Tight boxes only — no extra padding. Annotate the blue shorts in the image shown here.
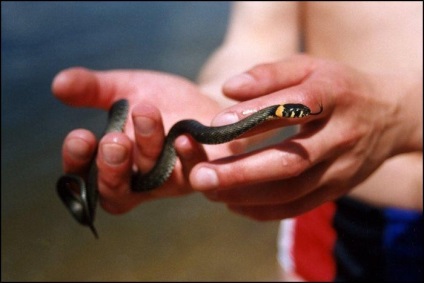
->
[278,197,423,281]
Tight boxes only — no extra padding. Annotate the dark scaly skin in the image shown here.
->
[56,100,129,238]
[132,104,280,190]
[56,99,322,238]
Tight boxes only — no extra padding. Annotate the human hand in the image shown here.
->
[52,67,225,214]
[190,54,421,220]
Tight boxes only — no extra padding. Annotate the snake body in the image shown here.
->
[57,99,322,238]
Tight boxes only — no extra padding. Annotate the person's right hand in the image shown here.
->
[190,55,422,220]
[52,67,227,214]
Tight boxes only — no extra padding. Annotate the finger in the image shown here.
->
[203,160,331,206]
[135,135,208,199]
[222,54,316,100]
[51,67,129,109]
[61,129,97,176]
[144,135,209,198]
[175,134,208,178]
[227,184,337,221]
[131,102,165,173]
[121,134,208,201]
[96,132,138,214]
[211,81,329,134]
[190,120,342,192]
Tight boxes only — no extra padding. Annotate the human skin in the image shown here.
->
[53,2,422,217]
[191,2,423,217]
[192,55,422,220]
[53,69,225,213]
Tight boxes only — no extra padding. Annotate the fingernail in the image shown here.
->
[134,116,155,137]
[212,112,239,126]
[194,167,219,190]
[66,138,91,161]
[52,72,70,88]
[224,73,255,90]
[101,143,128,165]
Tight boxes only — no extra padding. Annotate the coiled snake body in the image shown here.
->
[57,99,322,238]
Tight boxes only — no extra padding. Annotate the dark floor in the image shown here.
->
[1,2,283,281]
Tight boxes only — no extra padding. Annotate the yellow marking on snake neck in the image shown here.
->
[275,105,285,118]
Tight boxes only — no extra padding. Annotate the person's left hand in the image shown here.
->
[52,67,226,214]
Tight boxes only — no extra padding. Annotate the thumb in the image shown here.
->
[222,54,317,101]
[52,67,120,110]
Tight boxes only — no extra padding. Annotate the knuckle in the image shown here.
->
[333,129,361,153]
[276,150,309,178]
[248,63,276,81]
[219,164,253,188]
[137,139,163,159]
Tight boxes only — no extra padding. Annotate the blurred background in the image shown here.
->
[2,2,282,281]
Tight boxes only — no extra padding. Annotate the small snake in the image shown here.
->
[56,99,322,238]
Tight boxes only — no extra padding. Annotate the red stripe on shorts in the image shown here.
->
[293,202,337,281]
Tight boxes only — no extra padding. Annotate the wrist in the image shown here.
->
[389,71,423,155]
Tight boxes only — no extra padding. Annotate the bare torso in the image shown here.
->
[304,2,422,72]
[303,2,422,209]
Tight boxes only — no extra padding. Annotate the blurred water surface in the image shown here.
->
[1,2,281,281]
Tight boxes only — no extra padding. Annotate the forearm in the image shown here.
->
[386,70,423,155]
[398,72,423,153]
[196,1,300,108]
